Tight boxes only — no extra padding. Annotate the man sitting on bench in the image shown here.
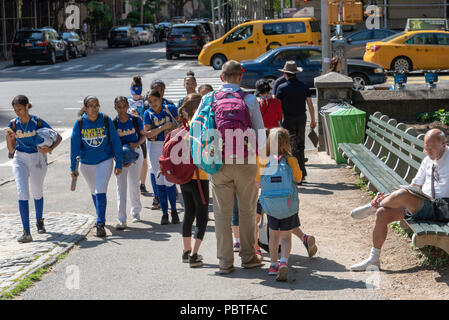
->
[350,129,449,271]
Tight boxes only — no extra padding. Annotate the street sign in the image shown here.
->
[282,7,315,18]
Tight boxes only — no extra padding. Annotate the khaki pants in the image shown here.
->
[210,164,259,269]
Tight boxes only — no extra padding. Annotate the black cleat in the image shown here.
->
[96,222,106,237]
[161,215,169,225]
[171,210,180,224]
[17,230,32,243]
[36,218,46,234]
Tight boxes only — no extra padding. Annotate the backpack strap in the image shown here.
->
[261,99,272,117]
[36,117,43,130]
[113,118,118,130]
[195,167,207,205]
[131,115,142,140]
[10,119,17,133]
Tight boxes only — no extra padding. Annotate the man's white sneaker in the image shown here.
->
[115,222,127,230]
[132,215,141,223]
[350,203,376,220]
[350,258,380,271]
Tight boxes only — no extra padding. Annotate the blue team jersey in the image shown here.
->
[115,116,143,145]
[163,98,178,119]
[128,96,145,118]
[143,107,172,142]
[9,115,52,154]
[70,112,123,172]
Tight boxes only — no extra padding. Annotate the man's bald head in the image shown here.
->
[221,60,243,83]
[424,129,447,160]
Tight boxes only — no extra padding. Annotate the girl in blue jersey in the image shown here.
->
[6,95,62,243]
[70,96,123,237]
[149,80,179,213]
[113,96,147,229]
[144,89,179,225]
[177,71,197,109]
[127,75,150,197]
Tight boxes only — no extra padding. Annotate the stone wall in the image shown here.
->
[351,89,449,122]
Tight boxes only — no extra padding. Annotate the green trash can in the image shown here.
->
[329,107,366,164]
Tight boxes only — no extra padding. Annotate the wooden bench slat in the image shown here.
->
[366,130,422,170]
[367,122,426,161]
[406,220,427,235]
[369,115,424,148]
[339,143,406,192]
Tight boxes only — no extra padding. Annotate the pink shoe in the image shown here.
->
[276,262,288,281]
[268,264,279,275]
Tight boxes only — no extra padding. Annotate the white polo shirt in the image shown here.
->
[412,146,449,199]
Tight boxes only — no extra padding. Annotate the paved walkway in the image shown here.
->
[0,212,95,294]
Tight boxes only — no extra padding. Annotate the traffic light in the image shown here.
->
[342,1,363,24]
[328,0,340,26]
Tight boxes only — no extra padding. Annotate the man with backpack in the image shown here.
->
[191,60,265,274]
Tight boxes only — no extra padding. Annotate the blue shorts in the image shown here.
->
[268,213,300,231]
[404,199,435,221]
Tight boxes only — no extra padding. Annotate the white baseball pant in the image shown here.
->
[147,140,173,187]
[12,151,47,201]
[79,158,114,195]
[116,147,143,223]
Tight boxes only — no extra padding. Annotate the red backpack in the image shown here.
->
[159,124,206,204]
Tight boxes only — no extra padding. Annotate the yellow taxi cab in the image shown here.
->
[363,30,449,72]
[198,18,321,70]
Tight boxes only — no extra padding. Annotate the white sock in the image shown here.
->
[369,247,381,261]
[234,238,239,243]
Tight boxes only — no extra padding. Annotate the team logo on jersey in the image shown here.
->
[81,127,106,147]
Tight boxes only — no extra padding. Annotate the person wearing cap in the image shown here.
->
[275,61,316,183]
[127,76,150,196]
[254,78,282,130]
[6,95,62,243]
[113,96,146,230]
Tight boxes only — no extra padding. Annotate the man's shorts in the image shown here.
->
[404,199,435,221]
[268,213,300,231]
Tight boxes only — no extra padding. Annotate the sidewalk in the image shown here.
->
[0,141,448,299]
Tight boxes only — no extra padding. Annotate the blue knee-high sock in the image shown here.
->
[91,194,97,209]
[34,197,44,221]
[95,193,107,224]
[151,173,158,198]
[167,185,177,211]
[18,200,30,232]
[157,185,168,215]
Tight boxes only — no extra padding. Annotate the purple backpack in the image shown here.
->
[213,90,252,159]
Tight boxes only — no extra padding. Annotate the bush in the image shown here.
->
[417,109,449,125]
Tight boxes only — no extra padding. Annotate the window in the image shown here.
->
[310,21,320,33]
[272,50,302,65]
[224,25,253,43]
[373,30,394,40]
[170,27,195,36]
[435,33,449,45]
[285,22,306,34]
[300,50,322,65]
[349,30,372,41]
[263,23,284,36]
[406,33,436,45]
[15,31,43,41]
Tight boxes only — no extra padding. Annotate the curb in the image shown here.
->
[0,212,96,298]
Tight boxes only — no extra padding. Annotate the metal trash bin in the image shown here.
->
[329,107,366,164]
[319,102,348,159]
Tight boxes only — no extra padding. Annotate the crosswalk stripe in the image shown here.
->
[82,64,103,72]
[105,64,123,71]
[163,77,225,104]
[39,65,61,72]
[62,64,83,71]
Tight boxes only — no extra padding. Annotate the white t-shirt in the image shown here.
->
[412,146,449,199]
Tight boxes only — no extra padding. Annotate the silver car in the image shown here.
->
[332,29,397,59]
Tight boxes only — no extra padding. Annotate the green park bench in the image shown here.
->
[338,111,449,255]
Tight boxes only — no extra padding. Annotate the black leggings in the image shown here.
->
[181,179,209,240]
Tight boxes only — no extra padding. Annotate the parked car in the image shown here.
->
[134,26,152,44]
[61,31,87,58]
[166,23,208,59]
[107,26,140,48]
[12,27,69,65]
[198,17,321,70]
[331,28,398,59]
[240,46,386,91]
[186,19,214,42]
[135,24,157,43]
[364,30,449,72]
